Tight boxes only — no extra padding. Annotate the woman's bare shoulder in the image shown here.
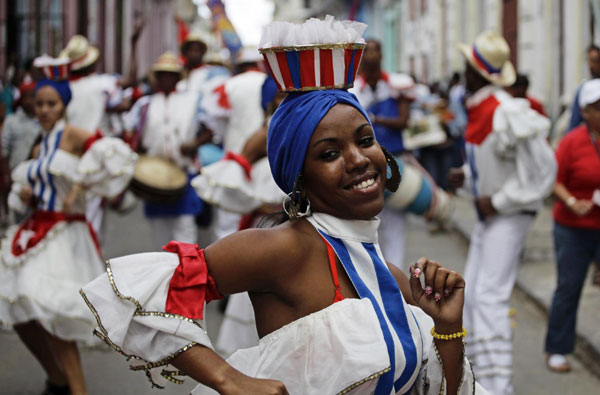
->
[206,219,315,264]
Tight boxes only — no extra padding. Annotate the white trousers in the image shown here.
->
[379,206,407,269]
[148,215,198,248]
[463,213,534,395]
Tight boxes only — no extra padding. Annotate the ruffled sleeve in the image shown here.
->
[74,137,137,198]
[80,242,220,388]
[489,97,557,213]
[191,156,285,214]
[408,306,489,395]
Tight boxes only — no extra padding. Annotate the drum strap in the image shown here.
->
[131,101,151,151]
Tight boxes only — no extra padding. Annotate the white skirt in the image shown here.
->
[0,221,104,344]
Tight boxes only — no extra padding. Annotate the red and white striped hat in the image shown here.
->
[260,43,365,92]
[33,55,72,81]
[259,16,367,92]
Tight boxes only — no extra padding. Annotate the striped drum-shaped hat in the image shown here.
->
[260,43,365,92]
[33,55,72,81]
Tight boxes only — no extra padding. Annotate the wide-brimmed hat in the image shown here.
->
[458,31,516,87]
[181,32,208,54]
[60,35,100,71]
[151,52,184,74]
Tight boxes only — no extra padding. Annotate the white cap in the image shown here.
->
[578,78,600,108]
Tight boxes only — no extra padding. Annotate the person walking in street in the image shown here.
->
[176,32,231,94]
[568,45,600,133]
[123,52,211,247]
[1,80,39,224]
[544,78,600,373]
[449,31,557,394]
[0,55,136,395]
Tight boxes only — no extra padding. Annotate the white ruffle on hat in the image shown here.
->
[60,35,100,71]
[578,78,600,108]
[258,15,367,92]
[458,30,516,87]
[33,55,72,80]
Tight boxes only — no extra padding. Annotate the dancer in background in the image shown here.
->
[0,56,136,395]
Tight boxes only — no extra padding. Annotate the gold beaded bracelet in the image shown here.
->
[430,326,467,340]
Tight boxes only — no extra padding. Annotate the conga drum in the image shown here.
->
[129,156,188,203]
[385,155,453,225]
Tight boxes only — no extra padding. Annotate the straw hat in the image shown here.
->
[458,31,516,87]
[181,31,208,53]
[60,35,100,71]
[151,52,183,74]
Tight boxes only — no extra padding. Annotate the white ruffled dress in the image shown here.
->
[0,119,137,344]
[81,211,488,394]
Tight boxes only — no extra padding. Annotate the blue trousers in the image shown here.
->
[545,222,600,354]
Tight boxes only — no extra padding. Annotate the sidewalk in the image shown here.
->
[451,196,600,377]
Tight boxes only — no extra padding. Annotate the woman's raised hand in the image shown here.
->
[409,257,465,331]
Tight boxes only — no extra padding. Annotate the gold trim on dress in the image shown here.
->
[336,366,391,395]
[79,259,210,389]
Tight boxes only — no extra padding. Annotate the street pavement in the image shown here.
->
[1,199,599,394]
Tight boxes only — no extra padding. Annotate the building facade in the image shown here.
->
[273,0,599,120]
[0,0,203,80]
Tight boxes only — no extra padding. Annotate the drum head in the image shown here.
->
[131,156,188,203]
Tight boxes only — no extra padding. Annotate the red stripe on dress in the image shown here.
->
[276,51,294,90]
[299,50,316,88]
[320,49,334,86]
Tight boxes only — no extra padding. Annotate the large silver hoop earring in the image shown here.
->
[283,173,311,220]
[283,192,311,220]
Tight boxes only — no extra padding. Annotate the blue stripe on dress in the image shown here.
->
[26,160,35,187]
[318,231,395,395]
[285,51,301,89]
[362,243,418,391]
[36,134,50,208]
[46,130,63,211]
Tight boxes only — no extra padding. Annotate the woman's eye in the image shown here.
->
[359,136,374,146]
[320,150,339,161]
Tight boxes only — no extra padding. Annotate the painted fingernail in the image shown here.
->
[434,293,441,302]
[444,289,450,297]
[413,268,421,278]
[425,286,433,296]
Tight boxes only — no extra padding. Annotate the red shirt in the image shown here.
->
[553,124,600,229]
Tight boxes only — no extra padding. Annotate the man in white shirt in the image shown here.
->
[450,31,556,395]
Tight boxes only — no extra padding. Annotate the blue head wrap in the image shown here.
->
[35,79,72,106]
[261,75,278,111]
[267,89,372,194]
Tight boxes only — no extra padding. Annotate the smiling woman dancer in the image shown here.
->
[0,56,136,395]
[81,18,486,395]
